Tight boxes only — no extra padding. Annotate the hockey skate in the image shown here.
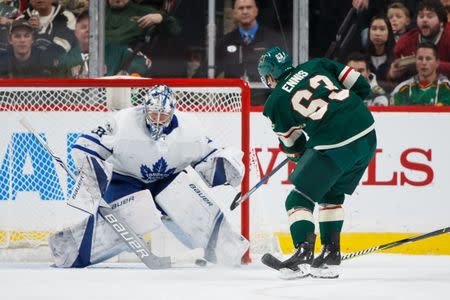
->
[262,233,315,280]
[311,233,341,279]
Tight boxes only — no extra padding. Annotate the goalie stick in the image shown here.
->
[261,226,450,271]
[19,118,205,269]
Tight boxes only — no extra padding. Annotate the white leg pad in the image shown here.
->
[155,171,249,265]
[50,190,162,267]
[205,215,249,266]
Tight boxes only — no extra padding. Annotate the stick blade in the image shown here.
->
[230,192,241,211]
[261,253,283,271]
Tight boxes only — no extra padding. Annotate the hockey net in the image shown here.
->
[0,78,252,263]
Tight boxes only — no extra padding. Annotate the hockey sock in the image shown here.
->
[318,204,343,245]
[289,213,315,247]
[285,190,315,247]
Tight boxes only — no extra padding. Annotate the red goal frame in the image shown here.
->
[0,78,252,263]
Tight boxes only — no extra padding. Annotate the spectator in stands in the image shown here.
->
[391,42,450,105]
[136,0,188,78]
[345,52,389,106]
[388,0,450,82]
[60,0,89,16]
[310,0,364,59]
[356,1,418,51]
[214,0,284,81]
[18,0,77,59]
[55,10,151,78]
[441,0,450,20]
[133,0,168,5]
[0,1,19,24]
[366,15,396,92]
[387,2,411,42]
[105,0,180,48]
[0,0,20,54]
[0,19,56,78]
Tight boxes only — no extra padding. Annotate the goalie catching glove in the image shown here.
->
[194,147,244,187]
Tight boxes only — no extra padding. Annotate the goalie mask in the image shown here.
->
[144,85,177,140]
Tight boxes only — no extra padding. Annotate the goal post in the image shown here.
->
[0,78,251,263]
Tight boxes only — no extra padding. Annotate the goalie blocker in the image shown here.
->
[49,155,248,267]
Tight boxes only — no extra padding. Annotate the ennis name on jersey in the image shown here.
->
[263,58,375,153]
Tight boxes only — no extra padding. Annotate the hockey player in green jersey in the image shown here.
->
[258,47,377,279]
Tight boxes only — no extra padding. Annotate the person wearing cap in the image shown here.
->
[18,0,76,59]
[0,19,56,78]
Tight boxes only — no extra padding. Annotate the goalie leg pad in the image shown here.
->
[204,212,249,265]
[161,217,196,249]
[155,170,249,265]
[50,190,163,268]
[49,216,92,268]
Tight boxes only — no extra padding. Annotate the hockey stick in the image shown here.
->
[261,226,450,270]
[230,157,289,210]
[19,118,173,269]
[324,7,357,60]
[342,226,450,260]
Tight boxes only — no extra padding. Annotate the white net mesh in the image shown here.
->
[0,80,249,261]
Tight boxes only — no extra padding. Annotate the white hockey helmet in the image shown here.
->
[143,84,177,140]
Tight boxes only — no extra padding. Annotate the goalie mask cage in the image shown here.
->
[0,78,252,263]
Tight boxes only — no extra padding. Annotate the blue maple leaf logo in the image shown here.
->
[141,157,176,181]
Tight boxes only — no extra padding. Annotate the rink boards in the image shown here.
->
[249,109,450,255]
[1,110,450,255]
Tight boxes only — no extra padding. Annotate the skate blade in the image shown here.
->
[311,265,340,279]
[279,264,310,280]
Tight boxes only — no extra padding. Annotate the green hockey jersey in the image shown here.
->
[391,75,450,106]
[263,58,375,153]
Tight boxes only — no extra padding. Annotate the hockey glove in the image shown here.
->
[279,143,302,163]
[286,152,301,163]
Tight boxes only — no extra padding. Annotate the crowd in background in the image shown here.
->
[0,0,448,106]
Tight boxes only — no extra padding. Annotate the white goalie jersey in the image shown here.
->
[50,93,249,268]
[71,106,244,187]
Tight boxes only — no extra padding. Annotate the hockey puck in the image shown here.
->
[195,258,207,267]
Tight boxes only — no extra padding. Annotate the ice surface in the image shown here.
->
[0,254,449,300]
